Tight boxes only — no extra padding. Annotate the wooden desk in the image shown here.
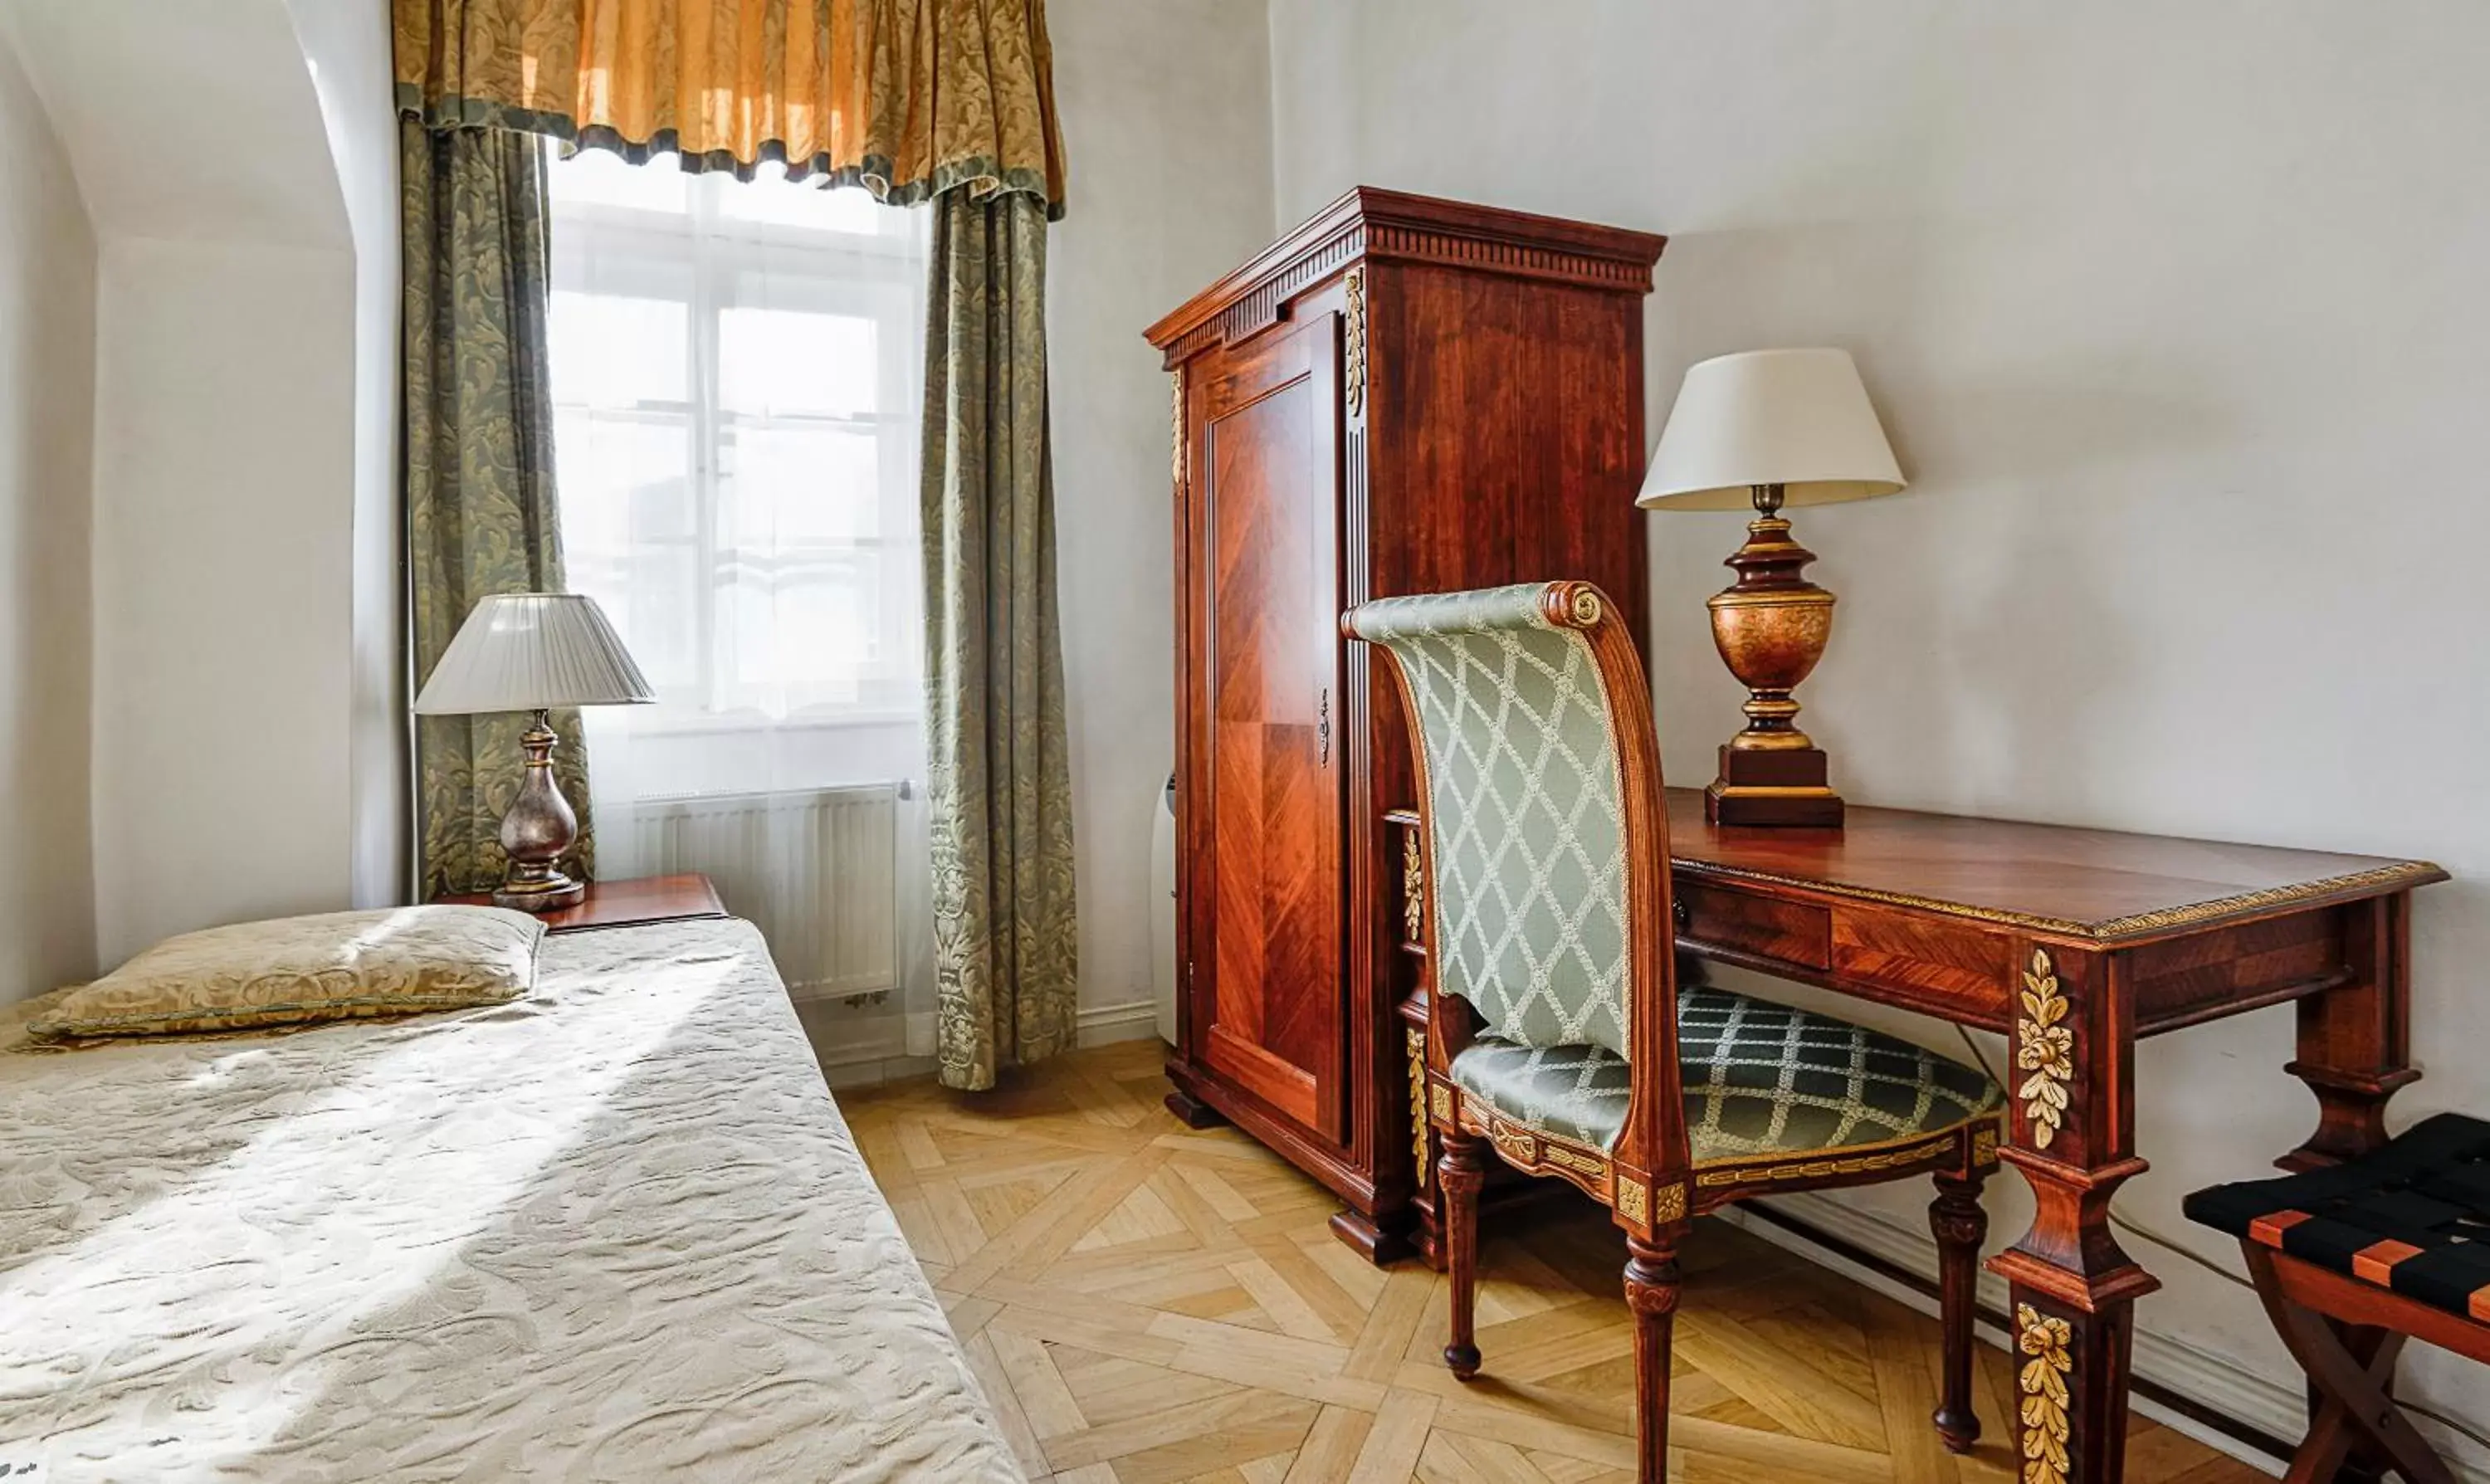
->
[1382,790,2444,1484]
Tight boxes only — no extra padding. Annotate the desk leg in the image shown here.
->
[2285,894,2418,1171]
[1990,944,2160,1484]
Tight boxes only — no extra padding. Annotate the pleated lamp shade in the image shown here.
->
[413,593,656,715]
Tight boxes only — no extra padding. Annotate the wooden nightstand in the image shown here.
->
[439,874,726,935]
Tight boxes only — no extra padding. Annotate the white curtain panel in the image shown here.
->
[545,145,934,1045]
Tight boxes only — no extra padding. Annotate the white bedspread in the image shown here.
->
[0,918,1018,1483]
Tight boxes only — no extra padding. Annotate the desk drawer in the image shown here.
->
[1829,910,2014,1029]
[1677,882,1831,971]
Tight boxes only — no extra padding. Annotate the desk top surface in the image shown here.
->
[1662,788,2444,943]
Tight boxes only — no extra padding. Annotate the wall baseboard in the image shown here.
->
[1722,1192,2489,1483]
[1077,998,1164,1048]
[798,1001,1162,1088]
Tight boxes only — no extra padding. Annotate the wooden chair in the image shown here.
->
[2185,1112,2490,1484]
[1345,580,2007,1483]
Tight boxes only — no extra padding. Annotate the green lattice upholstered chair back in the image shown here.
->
[1349,583,1638,1064]
[1353,580,2003,1169]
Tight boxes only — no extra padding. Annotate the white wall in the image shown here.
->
[0,28,96,1003]
[1046,0,1276,1027]
[6,0,403,964]
[1268,0,2490,1466]
[288,0,408,913]
[90,238,359,960]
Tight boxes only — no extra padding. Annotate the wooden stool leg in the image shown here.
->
[1624,1235,1683,1484]
[2244,1246,2451,1484]
[1438,1129,1486,1379]
[2306,1320,2395,1484]
[1930,1165,1990,1453]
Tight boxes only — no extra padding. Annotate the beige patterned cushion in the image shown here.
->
[28,906,544,1041]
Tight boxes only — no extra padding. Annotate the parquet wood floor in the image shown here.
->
[841,1040,2268,1484]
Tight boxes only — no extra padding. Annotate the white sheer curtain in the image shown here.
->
[547,148,933,1049]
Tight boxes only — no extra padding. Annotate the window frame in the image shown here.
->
[546,151,926,735]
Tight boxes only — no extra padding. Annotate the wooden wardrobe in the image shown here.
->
[1145,188,1664,1262]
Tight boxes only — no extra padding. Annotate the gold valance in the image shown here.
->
[393,0,1067,218]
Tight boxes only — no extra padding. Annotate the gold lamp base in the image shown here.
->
[1703,485,1843,829]
[493,710,588,912]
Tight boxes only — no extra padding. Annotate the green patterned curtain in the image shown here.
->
[920,188,1077,1090]
[401,118,593,899]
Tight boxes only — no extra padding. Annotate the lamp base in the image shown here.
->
[1701,487,1847,830]
[493,710,587,914]
[1705,744,1844,828]
[493,870,587,914]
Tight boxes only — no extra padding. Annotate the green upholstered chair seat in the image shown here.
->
[1450,984,2005,1159]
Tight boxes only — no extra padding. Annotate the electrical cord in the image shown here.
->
[1948,1026,2490,1456]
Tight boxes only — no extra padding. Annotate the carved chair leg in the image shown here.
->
[1930,1164,1990,1453]
[1438,1128,1486,1379]
[1623,1236,1682,1484]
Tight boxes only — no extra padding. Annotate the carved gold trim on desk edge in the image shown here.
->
[2016,949,2073,1151]
[2016,1302,2073,1484]
[1672,858,2443,943]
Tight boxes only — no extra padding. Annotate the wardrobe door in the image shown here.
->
[1184,309,1345,1140]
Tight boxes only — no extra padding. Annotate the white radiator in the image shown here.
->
[622,783,901,1000]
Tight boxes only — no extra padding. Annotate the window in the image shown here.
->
[547,147,927,743]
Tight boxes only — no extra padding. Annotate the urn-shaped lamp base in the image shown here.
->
[1703,486,1844,828]
[494,712,589,912]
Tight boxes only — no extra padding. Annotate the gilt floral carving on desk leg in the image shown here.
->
[2016,948,2073,1150]
[2016,1302,2074,1484]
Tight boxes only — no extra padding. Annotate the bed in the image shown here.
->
[0,917,1019,1483]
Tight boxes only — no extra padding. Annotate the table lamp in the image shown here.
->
[413,593,655,910]
[1638,348,1905,827]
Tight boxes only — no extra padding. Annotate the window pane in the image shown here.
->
[552,290,689,407]
[719,307,877,417]
[720,425,879,544]
[553,409,702,695]
[719,550,883,701]
[556,412,698,544]
[549,146,688,214]
[608,543,705,696]
[546,142,925,738]
[713,162,889,235]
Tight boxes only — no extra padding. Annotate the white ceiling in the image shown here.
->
[0,0,350,248]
